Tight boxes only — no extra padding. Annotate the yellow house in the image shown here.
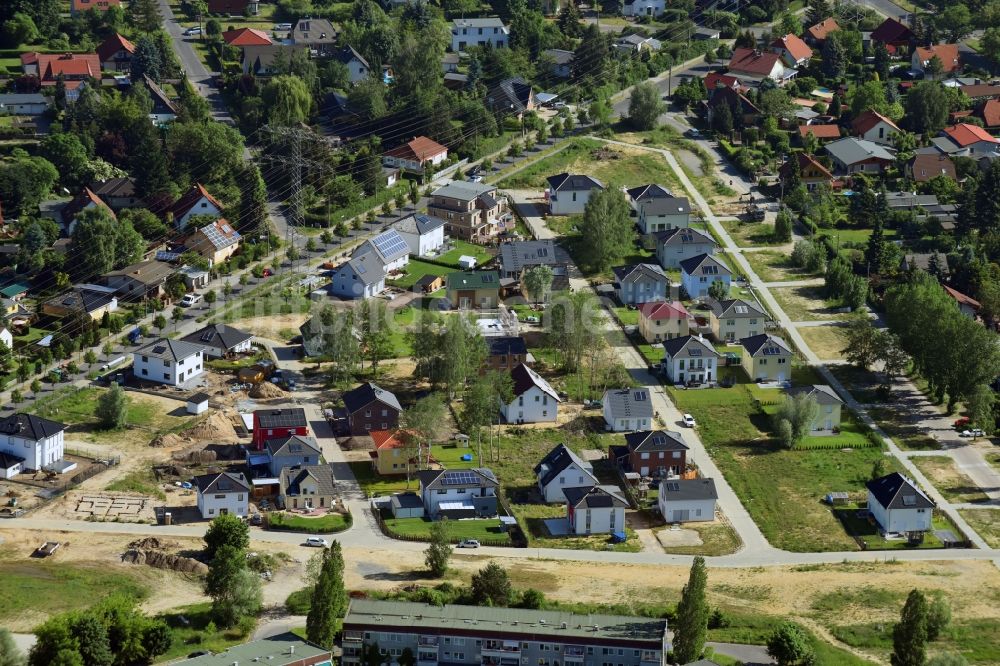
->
[740,333,793,382]
[187,218,241,267]
[787,384,843,432]
[369,430,415,476]
[638,300,690,343]
[710,298,767,343]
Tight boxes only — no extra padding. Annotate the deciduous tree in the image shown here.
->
[96,384,128,430]
[578,187,632,272]
[766,623,815,666]
[425,517,451,577]
[471,562,512,606]
[627,82,665,131]
[891,589,928,666]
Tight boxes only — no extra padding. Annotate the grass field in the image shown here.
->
[829,617,1000,665]
[797,324,851,361]
[435,240,494,267]
[656,519,743,556]
[834,503,953,550]
[771,285,848,322]
[382,516,511,544]
[352,444,480,497]
[720,219,781,247]
[500,138,673,190]
[911,456,991,504]
[268,511,351,534]
[388,259,454,289]
[105,468,166,500]
[157,602,251,662]
[867,407,943,450]
[959,508,1000,547]
[743,250,822,283]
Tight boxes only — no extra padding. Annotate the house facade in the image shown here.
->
[912,43,960,78]
[392,213,446,257]
[266,435,322,476]
[852,109,900,145]
[103,259,174,302]
[369,430,415,476]
[940,123,1000,158]
[181,323,253,359]
[195,471,250,519]
[501,363,560,424]
[451,18,509,51]
[710,298,766,342]
[446,271,500,309]
[613,263,669,305]
[171,183,223,231]
[0,94,48,115]
[780,153,838,191]
[486,336,529,372]
[770,33,813,67]
[96,32,135,72]
[787,384,843,432]
[680,254,732,299]
[638,300,690,344]
[547,173,604,216]
[132,339,205,387]
[417,468,499,519]
[727,48,793,85]
[353,228,411,272]
[623,0,665,16]
[343,382,403,435]
[252,408,309,450]
[565,486,628,535]
[627,184,691,234]
[825,138,895,174]
[279,464,337,510]
[661,335,719,385]
[535,443,600,503]
[382,137,448,174]
[330,253,386,300]
[428,182,510,243]
[739,334,793,382]
[658,478,718,523]
[0,414,67,475]
[612,429,688,478]
[866,472,935,535]
[187,219,241,267]
[602,388,654,432]
[655,228,718,269]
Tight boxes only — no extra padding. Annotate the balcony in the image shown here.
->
[482,642,520,656]
[343,631,363,643]
[563,647,585,661]
[418,660,439,666]
[418,636,440,647]
[481,657,520,666]
[640,651,661,664]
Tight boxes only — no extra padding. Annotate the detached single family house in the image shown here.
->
[279,464,337,510]
[627,184,691,234]
[96,32,136,72]
[638,300,690,343]
[770,33,813,67]
[252,408,309,450]
[392,213,446,257]
[446,271,500,309]
[266,435,322,476]
[825,137,895,174]
[451,17,509,51]
[939,123,1000,158]
[417,468,499,519]
[171,183,223,231]
[428,182,511,244]
[602,388,654,432]
[181,323,253,358]
[610,429,688,479]
[329,253,386,300]
[866,472,934,535]
[852,109,900,145]
[739,333,793,382]
[187,218,241,267]
[786,384,843,433]
[486,336,530,372]
[780,154,837,192]
[655,228,717,269]
[343,382,402,436]
[353,228,410,272]
[612,263,669,305]
[333,46,369,83]
[546,173,604,216]
[710,298,766,343]
[133,338,205,387]
[500,363,560,424]
[382,137,448,174]
[680,253,732,299]
[623,0,665,16]
[535,443,600,503]
[912,43,960,78]
[369,430,416,476]
[658,478,718,523]
[0,414,68,477]
[564,486,629,535]
[661,334,719,385]
[195,471,250,519]
[727,48,794,85]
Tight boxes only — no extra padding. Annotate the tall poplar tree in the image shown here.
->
[672,557,709,664]
[306,542,348,649]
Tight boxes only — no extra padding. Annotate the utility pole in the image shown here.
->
[667,64,672,97]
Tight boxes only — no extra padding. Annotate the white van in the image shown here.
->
[180,293,202,307]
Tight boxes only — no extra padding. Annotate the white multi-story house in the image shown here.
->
[329,253,387,299]
[680,253,732,299]
[623,0,665,16]
[170,183,223,231]
[661,334,719,385]
[392,213,446,257]
[334,45,370,83]
[500,363,561,424]
[534,443,600,503]
[602,388,654,432]
[612,263,669,305]
[546,173,603,216]
[0,414,67,477]
[565,486,629,535]
[195,471,250,519]
[132,339,205,387]
[866,472,934,535]
[450,18,509,51]
[352,228,410,272]
[655,228,717,269]
[417,468,499,519]
[658,478,718,523]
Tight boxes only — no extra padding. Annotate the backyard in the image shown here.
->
[387,259,454,290]
[381,515,511,545]
[833,504,957,550]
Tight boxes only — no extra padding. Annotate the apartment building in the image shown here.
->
[427,182,511,243]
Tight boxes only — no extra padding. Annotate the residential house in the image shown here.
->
[787,384,843,432]
[486,77,536,117]
[680,253,732,299]
[852,109,900,145]
[446,270,500,309]
[417,468,499,518]
[739,333,793,382]
[705,85,761,127]
[91,177,142,211]
[133,338,205,387]
[501,363,561,424]
[870,17,913,52]
[564,486,629,535]
[42,284,117,320]
[71,0,121,16]
[498,239,570,280]
[194,471,250,519]
[901,252,949,274]
[222,27,272,47]
[704,71,742,93]
[428,181,510,243]
[341,600,669,666]
[639,300,690,344]
[279,464,337,510]
[382,136,448,174]
[103,259,174,301]
[602,388,654,432]
[798,124,842,143]
[252,408,309,450]
[944,284,981,317]
[770,33,813,67]
[912,44,960,78]
[441,53,460,73]
[171,183,223,231]
[939,123,1000,158]
[392,213,446,257]
[615,34,662,54]
[658,478,718,523]
[546,173,604,216]
[290,18,337,55]
[61,187,115,236]
[710,298,767,342]
[181,323,253,358]
[780,153,839,191]
[0,414,67,476]
[0,284,28,302]
[96,32,135,72]
[542,49,574,78]
[661,334,719,385]
[613,263,669,305]
[806,17,840,44]
[22,53,100,102]
[976,99,1000,128]
[825,137,895,174]
[207,0,260,13]
[655,228,717,269]
[959,82,1000,101]
[866,472,934,535]
[186,218,241,267]
[611,430,688,478]
[727,48,793,85]
[905,153,957,183]
[369,430,415,476]
[693,26,721,40]
[486,336,529,372]
[178,265,209,291]
[0,93,48,115]
[342,382,403,435]
[240,44,308,75]
[535,443,600,503]
[329,253,386,299]
[627,184,691,234]
[265,435,322,476]
[0,326,11,351]
[450,17,509,51]
[172,634,329,666]
[623,0,665,16]
[352,228,410,272]
[333,46,369,83]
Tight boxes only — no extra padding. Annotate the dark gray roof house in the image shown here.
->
[563,485,629,509]
[280,464,337,497]
[866,472,934,511]
[662,334,719,360]
[181,323,253,357]
[393,212,445,236]
[603,388,655,421]
[0,413,67,440]
[612,263,668,285]
[342,382,402,414]
[627,183,673,202]
[710,298,765,319]
[417,467,499,490]
[787,384,843,405]
[659,478,718,501]
[679,253,731,277]
[546,173,604,194]
[623,429,688,453]
[265,434,321,459]
[486,76,535,113]
[740,333,792,356]
[901,252,950,274]
[135,338,204,363]
[655,227,716,249]
[488,336,528,357]
[194,471,251,494]
[534,443,596,488]
[499,239,570,276]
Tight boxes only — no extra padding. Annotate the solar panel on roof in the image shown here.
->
[633,390,647,401]
[734,305,748,314]
[356,263,367,274]
[200,330,217,342]
[763,346,782,355]
[152,345,166,354]
[689,349,702,356]
[703,266,718,275]
[666,482,680,491]
[442,471,480,485]
[482,274,494,282]
[372,231,408,259]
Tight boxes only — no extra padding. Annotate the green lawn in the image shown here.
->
[387,260,454,290]
[105,468,166,500]
[382,516,511,544]
[511,502,640,552]
[959,508,1000,548]
[771,285,849,322]
[720,219,781,248]
[157,602,251,662]
[267,511,351,534]
[352,444,480,497]
[829,618,1000,665]
[834,503,953,550]
[744,250,821,283]
[434,240,494,268]
[612,306,640,326]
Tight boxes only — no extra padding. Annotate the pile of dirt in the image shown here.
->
[149,433,186,448]
[171,448,217,464]
[121,549,208,574]
[249,381,285,399]
[128,537,176,550]
[181,412,239,442]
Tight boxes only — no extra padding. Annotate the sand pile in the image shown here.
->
[249,381,285,399]
[128,537,176,550]
[121,549,208,574]
[181,412,239,442]
[149,433,186,448]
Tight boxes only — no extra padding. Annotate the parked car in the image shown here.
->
[682,413,697,428]
[304,537,329,547]
[274,23,293,30]
[183,26,202,36]
[456,539,480,548]
[960,429,985,438]
[684,128,702,139]
[180,293,202,307]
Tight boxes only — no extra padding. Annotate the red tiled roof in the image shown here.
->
[384,136,448,163]
[639,300,689,321]
[781,153,834,181]
[944,285,981,310]
[33,53,101,83]
[223,28,273,47]
[72,0,121,12]
[871,17,912,44]
[704,72,740,91]
[20,53,38,66]
[770,33,813,62]
[96,33,135,62]
[799,124,841,139]
[63,187,116,223]
[852,109,900,136]
[370,430,411,450]
[728,48,783,76]
[914,44,960,73]
[806,17,840,42]
[978,99,1000,127]
[171,183,224,220]
[943,123,1000,147]
[959,84,1000,100]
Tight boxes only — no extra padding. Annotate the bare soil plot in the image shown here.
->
[771,285,847,322]
[798,324,851,361]
[911,456,991,504]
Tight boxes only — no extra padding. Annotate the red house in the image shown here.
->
[252,408,308,450]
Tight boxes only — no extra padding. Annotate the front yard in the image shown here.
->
[833,504,955,550]
[267,511,351,534]
[381,515,511,545]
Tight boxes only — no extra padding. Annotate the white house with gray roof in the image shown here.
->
[602,388,654,432]
[658,478,718,523]
[330,252,386,299]
[417,468,500,518]
[655,228,717,269]
[866,472,934,535]
[534,443,600,503]
[623,0,666,16]
[279,464,337,511]
[392,213,445,256]
[787,384,843,432]
[181,323,253,358]
[133,338,205,387]
[627,184,691,234]
[501,363,561,424]
[565,485,629,535]
[0,413,68,476]
[612,263,669,305]
[661,334,719,385]
[546,173,604,215]
[265,435,322,476]
[680,253,731,298]
[451,17,509,51]
[195,471,250,519]
[825,137,896,174]
[333,45,369,83]
[353,228,410,272]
